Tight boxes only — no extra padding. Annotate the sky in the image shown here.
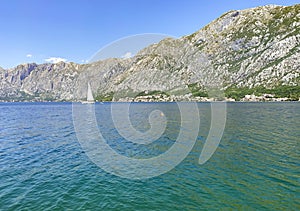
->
[0,0,298,69]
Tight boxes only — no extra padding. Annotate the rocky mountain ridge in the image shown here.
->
[0,4,299,101]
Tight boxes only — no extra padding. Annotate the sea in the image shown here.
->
[0,102,299,210]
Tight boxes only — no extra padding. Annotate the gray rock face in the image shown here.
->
[0,4,299,101]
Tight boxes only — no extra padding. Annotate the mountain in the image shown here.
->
[0,4,299,101]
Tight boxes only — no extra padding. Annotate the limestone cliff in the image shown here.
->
[0,4,299,101]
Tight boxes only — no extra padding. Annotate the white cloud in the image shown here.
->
[81,59,89,63]
[26,54,33,58]
[122,52,133,59]
[45,57,67,63]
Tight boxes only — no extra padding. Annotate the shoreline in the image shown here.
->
[0,100,299,103]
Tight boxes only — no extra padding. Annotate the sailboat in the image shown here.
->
[81,82,95,104]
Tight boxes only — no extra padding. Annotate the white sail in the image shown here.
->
[87,82,94,102]
[82,82,95,104]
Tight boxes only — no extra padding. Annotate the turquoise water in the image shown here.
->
[0,102,299,210]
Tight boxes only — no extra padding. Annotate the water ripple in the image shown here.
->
[0,102,299,210]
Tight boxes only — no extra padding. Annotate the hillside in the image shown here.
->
[0,4,299,102]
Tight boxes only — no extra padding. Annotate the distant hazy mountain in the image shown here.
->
[0,4,299,101]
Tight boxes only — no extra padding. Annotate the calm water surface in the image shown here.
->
[0,102,299,210]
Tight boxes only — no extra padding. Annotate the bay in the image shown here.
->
[0,102,299,210]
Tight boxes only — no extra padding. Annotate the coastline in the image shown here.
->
[1,99,299,103]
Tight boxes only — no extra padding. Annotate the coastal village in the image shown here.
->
[1,91,299,103]
[117,93,299,102]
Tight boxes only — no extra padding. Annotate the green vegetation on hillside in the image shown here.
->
[95,92,114,101]
[136,90,169,97]
[188,83,208,97]
[225,85,300,101]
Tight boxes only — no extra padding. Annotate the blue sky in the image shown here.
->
[0,0,298,68]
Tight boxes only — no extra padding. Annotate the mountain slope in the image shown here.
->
[0,4,299,101]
